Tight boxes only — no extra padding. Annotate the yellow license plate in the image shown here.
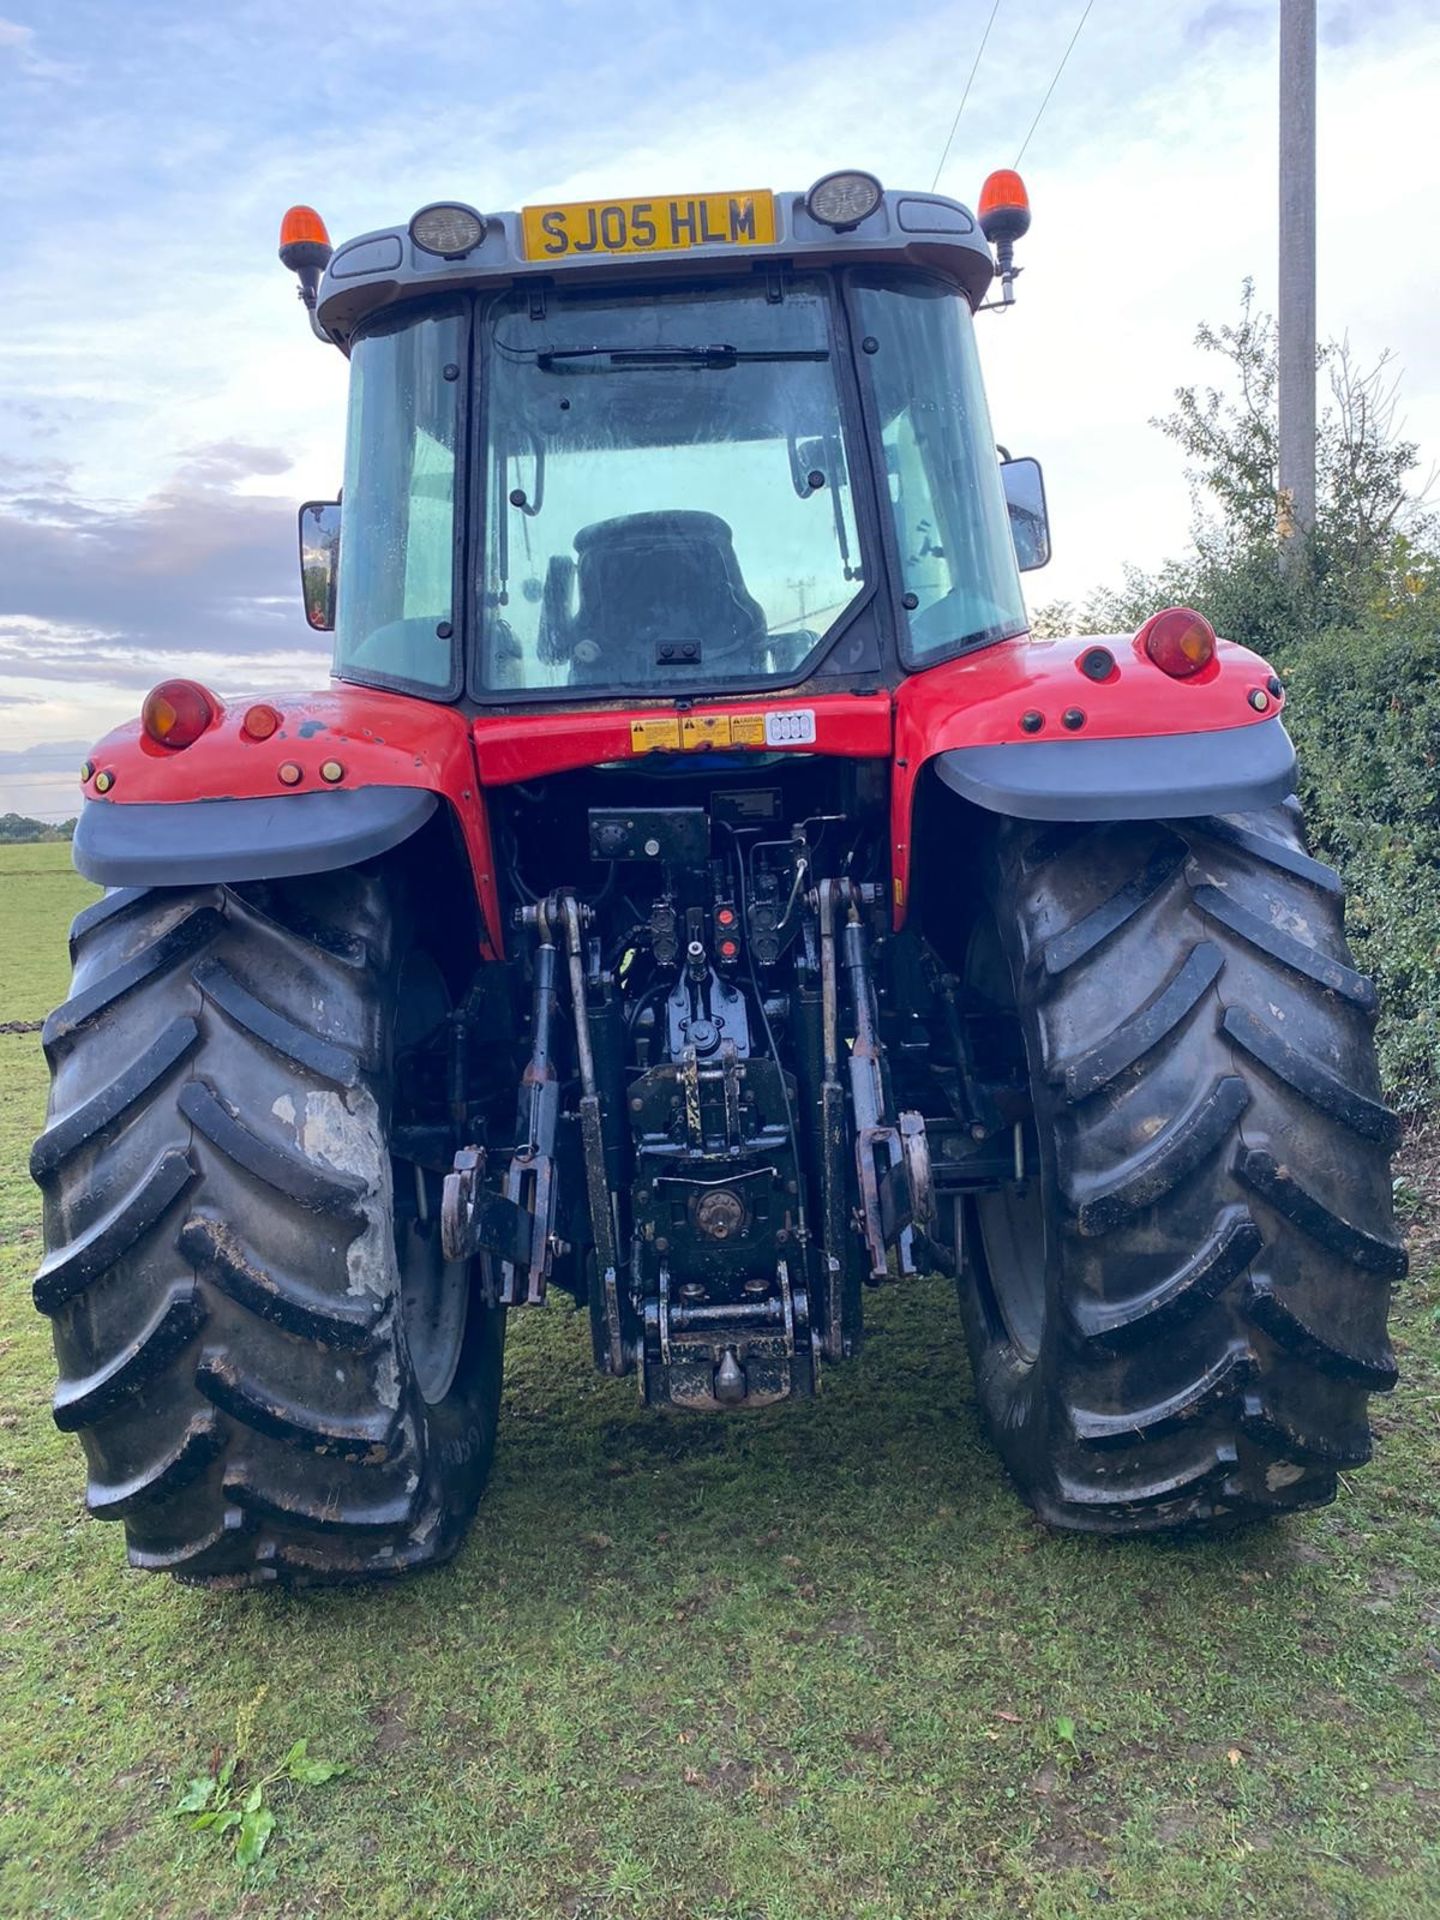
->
[521,190,776,261]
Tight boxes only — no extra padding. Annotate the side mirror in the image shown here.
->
[1000,456,1050,571]
[298,501,340,631]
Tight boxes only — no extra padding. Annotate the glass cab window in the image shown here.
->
[850,274,1028,661]
[478,277,863,694]
[335,303,465,694]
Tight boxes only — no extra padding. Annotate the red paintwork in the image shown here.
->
[469,692,892,784]
[80,626,1283,950]
[82,686,506,958]
[889,631,1282,920]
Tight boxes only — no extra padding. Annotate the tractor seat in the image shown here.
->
[543,510,767,681]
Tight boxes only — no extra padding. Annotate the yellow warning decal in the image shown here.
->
[630,716,682,752]
[681,714,730,750]
[630,710,777,753]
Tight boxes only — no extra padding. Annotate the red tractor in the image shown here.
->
[33,170,1403,1586]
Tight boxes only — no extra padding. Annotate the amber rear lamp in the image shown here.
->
[142,678,215,749]
[1138,607,1217,679]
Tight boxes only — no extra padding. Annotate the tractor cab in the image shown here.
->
[290,173,1046,709]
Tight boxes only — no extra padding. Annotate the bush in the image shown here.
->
[1281,617,1440,1110]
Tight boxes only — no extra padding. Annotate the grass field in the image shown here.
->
[1,838,1437,1919]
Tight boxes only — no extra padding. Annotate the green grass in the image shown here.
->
[1,841,1437,1918]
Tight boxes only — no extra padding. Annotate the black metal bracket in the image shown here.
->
[642,1255,815,1410]
[441,1145,536,1276]
[561,893,632,1376]
[440,900,566,1305]
[816,878,934,1285]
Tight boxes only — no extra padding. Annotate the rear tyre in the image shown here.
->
[958,806,1404,1533]
[31,866,505,1587]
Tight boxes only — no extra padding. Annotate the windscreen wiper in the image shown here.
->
[535,343,829,370]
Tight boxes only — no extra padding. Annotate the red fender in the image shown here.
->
[80,686,504,958]
[890,632,1285,923]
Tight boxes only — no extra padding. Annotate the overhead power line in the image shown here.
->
[1014,0,1096,167]
[931,0,1004,192]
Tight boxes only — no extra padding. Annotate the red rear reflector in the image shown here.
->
[242,703,283,740]
[142,678,215,749]
[1138,607,1216,679]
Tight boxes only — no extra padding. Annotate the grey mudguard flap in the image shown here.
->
[934,718,1297,822]
[73,787,439,887]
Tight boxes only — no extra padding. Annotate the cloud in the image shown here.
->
[0,441,307,668]
[0,12,78,81]
[0,736,93,821]
[0,737,94,774]
[0,435,326,810]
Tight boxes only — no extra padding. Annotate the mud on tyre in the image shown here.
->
[958,804,1405,1532]
[31,866,504,1586]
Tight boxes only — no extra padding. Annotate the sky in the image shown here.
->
[1,0,1436,819]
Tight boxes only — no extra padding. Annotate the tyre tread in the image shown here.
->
[179,1079,369,1214]
[30,1015,200,1182]
[195,1352,402,1461]
[1235,1147,1407,1274]
[1071,1075,1250,1235]
[1221,1003,1399,1144]
[33,875,502,1588]
[1191,880,1378,1011]
[179,1214,381,1348]
[1055,940,1223,1102]
[86,1412,226,1520]
[32,1147,196,1314]
[194,957,361,1087]
[53,1283,206,1431]
[1041,841,1185,977]
[956,804,1400,1535]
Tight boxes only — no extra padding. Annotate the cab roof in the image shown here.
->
[313,186,995,348]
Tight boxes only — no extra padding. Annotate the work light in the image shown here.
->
[805,170,883,230]
[409,203,487,256]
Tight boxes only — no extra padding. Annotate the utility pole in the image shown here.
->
[1277,0,1316,563]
